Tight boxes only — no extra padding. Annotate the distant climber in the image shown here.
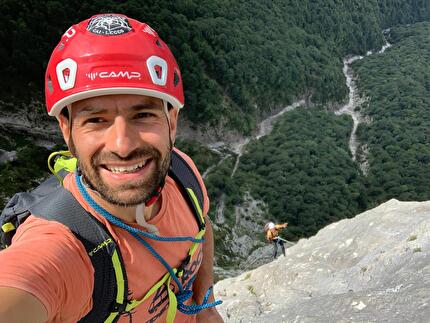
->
[264,222,288,259]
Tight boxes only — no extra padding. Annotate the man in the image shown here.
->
[265,222,288,259]
[0,14,223,322]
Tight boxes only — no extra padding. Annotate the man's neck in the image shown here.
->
[88,190,161,223]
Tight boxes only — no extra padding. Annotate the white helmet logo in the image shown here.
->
[56,58,77,91]
[147,56,167,86]
[87,15,132,36]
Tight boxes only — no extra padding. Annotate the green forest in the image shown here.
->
[355,22,430,205]
[201,20,430,267]
[1,0,430,131]
[1,1,430,269]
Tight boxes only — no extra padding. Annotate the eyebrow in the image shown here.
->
[75,106,106,117]
[75,102,163,117]
[129,103,163,112]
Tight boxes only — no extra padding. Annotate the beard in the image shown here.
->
[69,137,171,207]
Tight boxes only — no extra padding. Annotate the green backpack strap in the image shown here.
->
[168,150,206,230]
[2,174,129,323]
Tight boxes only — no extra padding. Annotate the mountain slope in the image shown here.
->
[215,199,430,322]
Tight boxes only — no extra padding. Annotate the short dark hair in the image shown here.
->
[60,107,69,119]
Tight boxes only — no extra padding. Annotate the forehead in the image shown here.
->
[71,94,163,115]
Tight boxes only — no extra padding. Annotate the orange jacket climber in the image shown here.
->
[264,222,288,259]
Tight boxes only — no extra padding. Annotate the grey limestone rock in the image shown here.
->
[215,199,430,323]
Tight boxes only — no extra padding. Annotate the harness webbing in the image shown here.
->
[20,176,129,323]
[76,172,221,321]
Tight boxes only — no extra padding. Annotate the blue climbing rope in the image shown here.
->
[75,172,221,314]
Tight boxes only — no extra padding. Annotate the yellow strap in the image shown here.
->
[47,151,77,184]
[111,250,125,304]
[1,222,15,233]
[166,276,178,323]
[125,270,175,312]
[103,312,120,323]
[124,271,178,322]
[186,188,205,224]
[189,229,206,256]
[103,250,126,322]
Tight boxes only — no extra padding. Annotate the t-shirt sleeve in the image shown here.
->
[173,148,210,217]
[0,215,94,322]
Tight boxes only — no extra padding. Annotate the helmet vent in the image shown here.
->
[62,69,70,82]
[156,39,162,48]
[147,56,168,86]
[57,43,65,51]
[154,65,162,78]
[47,75,54,93]
[56,58,77,90]
[173,70,180,86]
[142,24,156,36]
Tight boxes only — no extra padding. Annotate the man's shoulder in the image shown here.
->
[173,147,201,174]
[13,214,78,244]
[171,147,206,191]
[171,147,209,216]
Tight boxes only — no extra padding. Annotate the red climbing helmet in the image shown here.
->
[45,14,184,116]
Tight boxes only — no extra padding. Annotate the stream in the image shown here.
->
[335,34,392,174]
[209,31,392,225]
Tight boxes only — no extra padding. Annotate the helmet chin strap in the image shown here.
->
[140,100,174,211]
[77,100,175,226]
[135,203,160,234]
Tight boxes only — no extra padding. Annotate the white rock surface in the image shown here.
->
[215,199,430,322]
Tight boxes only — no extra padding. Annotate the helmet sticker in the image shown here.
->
[56,58,77,91]
[87,15,132,36]
[147,56,168,86]
[63,26,76,39]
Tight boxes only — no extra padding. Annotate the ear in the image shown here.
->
[58,113,71,147]
[168,108,179,144]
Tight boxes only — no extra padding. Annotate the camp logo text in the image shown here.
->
[85,71,141,81]
[88,238,113,257]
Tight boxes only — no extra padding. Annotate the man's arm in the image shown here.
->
[275,222,288,230]
[0,287,47,323]
[0,216,94,323]
[192,218,224,322]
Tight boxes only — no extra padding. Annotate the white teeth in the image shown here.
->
[107,160,147,173]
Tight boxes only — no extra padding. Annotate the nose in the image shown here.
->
[105,116,139,157]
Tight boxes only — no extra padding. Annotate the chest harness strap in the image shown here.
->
[76,172,221,322]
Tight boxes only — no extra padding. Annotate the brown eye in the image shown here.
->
[135,112,155,119]
[85,117,105,124]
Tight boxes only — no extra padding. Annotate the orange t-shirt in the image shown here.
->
[0,149,209,322]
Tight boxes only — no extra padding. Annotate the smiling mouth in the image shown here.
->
[102,159,151,174]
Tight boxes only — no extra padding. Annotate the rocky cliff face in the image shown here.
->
[214,199,430,322]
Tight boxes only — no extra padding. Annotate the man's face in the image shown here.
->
[59,94,178,207]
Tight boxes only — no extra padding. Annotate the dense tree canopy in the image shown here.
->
[355,22,430,206]
[1,0,429,131]
[209,109,366,240]
[1,2,430,268]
